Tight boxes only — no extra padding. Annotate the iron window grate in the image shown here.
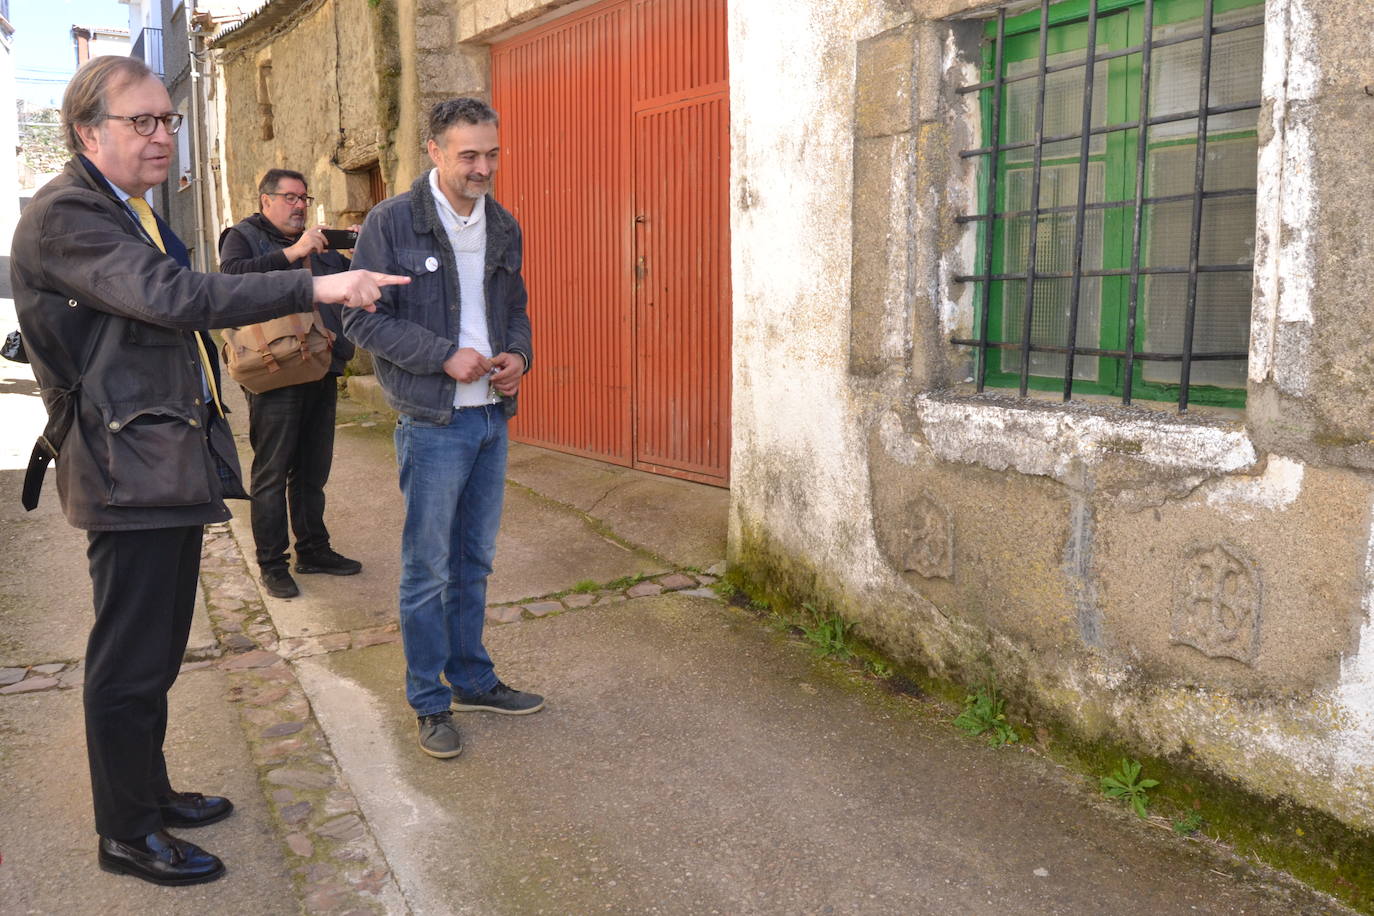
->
[952,0,1261,411]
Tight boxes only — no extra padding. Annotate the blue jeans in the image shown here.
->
[395,405,507,716]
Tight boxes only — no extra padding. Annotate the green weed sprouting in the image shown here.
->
[1101,758,1159,819]
[954,683,1019,747]
[1172,811,1203,836]
[800,606,855,660]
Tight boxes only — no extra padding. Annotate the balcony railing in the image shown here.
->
[132,27,164,77]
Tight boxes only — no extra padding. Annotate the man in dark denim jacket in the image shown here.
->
[345,98,542,761]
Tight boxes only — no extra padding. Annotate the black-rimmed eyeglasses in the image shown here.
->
[265,192,316,206]
[103,113,185,136]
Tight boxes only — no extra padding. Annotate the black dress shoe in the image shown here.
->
[98,830,225,886]
[159,791,234,828]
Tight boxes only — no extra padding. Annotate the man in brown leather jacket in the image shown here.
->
[9,55,405,886]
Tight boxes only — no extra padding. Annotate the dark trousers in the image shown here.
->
[85,525,203,839]
[244,376,338,568]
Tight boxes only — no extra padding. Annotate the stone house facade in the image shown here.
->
[203,0,577,238]
[200,0,1374,882]
[205,0,400,236]
[729,0,1374,862]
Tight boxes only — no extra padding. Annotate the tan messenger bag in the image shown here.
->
[220,306,335,394]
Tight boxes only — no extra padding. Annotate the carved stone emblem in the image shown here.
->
[1172,542,1262,665]
[903,491,953,580]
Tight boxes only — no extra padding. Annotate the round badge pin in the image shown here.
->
[425,256,439,272]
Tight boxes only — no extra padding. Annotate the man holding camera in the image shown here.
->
[219,170,361,598]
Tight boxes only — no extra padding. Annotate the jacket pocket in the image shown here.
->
[125,322,186,347]
[390,249,448,329]
[99,403,215,508]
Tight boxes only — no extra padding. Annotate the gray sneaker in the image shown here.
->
[417,711,463,758]
[450,681,545,715]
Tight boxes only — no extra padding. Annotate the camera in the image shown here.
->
[320,228,358,250]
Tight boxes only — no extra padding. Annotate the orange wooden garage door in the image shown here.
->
[492,0,731,486]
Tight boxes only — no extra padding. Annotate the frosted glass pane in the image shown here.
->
[1208,25,1263,110]
[1142,137,1254,387]
[1144,146,1256,267]
[1001,164,1104,382]
[1150,15,1263,139]
[1005,52,1108,163]
[1004,163,1105,272]
[1202,136,1258,194]
[1003,278,1102,382]
[1142,273,1250,388]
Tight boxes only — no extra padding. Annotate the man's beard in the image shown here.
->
[461,177,488,200]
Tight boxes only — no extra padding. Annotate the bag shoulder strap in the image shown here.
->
[22,308,112,510]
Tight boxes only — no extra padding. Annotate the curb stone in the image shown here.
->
[480,570,726,627]
[200,523,410,915]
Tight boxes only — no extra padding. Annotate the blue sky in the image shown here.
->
[12,0,132,107]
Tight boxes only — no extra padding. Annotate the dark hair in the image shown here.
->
[61,56,156,154]
[426,97,499,145]
[258,168,308,197]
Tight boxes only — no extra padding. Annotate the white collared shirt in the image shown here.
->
[428,168,496,408]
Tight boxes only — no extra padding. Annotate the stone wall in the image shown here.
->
[730,0,1374,842]
[210,0,576,222]
[211,0,389,236]
[391,0,583,185]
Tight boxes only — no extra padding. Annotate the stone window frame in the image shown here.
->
[849,0,1316,471]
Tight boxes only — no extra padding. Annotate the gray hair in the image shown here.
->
[61,56,156,154]
[427,97,499,145]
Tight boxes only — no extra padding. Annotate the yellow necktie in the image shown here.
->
[127,197,225,419]
[126,196,165,253]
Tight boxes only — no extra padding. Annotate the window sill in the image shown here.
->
[909,386,1255,481]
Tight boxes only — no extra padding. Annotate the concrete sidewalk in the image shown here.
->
[0,344,1353,914]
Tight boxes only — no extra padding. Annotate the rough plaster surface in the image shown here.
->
[1249,0,1318,397]
[730,0,912,592]
[911,395,1258,481]
[1203,455,1303,517]
[867,388,1374,822]
[1337,523,1374,795]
